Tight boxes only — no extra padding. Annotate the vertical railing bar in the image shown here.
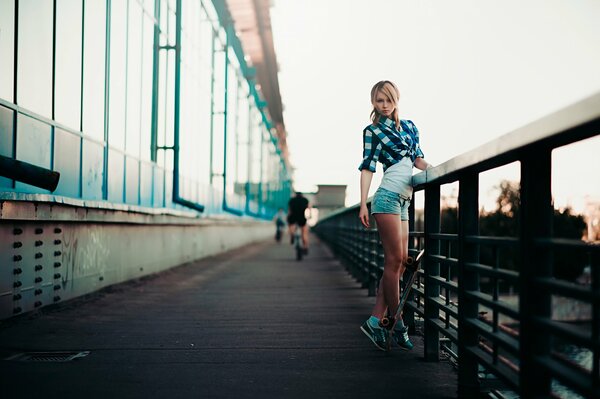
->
[424,183,441,361]
[591,249,599,390]
[519,147,553,396]
[493,246,499,366]
[445,239,451,330]
[457,172,480,396]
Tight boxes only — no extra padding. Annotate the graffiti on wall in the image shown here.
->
[61,226,110,289]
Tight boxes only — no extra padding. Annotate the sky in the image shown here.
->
[270,0,600,213]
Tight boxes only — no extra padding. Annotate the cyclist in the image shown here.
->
[273,208,286,242]
[287,192,310,254]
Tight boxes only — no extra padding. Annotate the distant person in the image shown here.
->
[287,192,310,254]
[273,208,286,242]
[358,80,432,351]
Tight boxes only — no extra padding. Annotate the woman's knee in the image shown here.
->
[385,253,405,272]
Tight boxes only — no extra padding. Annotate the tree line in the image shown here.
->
[416,180,588,282]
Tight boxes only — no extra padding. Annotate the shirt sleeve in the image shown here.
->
[408,120,424,159]
[358,127,382,173]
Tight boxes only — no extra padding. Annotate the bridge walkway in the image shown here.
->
[0,234,457,399]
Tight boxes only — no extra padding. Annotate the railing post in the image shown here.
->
[367,229,377,297]
[424,183,441,361]
[404,197,417,330]
[457,173,480,396]
[519,148,553,396]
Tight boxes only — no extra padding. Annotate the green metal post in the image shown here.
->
[103,0,111,201]
[150,0,160,163]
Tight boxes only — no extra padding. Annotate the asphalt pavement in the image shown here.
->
[0,233,457,399]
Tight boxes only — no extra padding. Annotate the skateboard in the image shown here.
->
[379,248,425,352]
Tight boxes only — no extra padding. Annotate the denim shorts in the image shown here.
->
[371,187,411,220]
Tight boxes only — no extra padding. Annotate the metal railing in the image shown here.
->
[314,92,600,398]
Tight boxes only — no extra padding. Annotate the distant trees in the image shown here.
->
[436,180,588,281]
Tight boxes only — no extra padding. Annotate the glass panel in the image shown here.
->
[236,88,250,191]
[125,156,140,204]
[53,128,81,198]
[126,2,142,156]
[107,148,124,202]
[153,166,165,207]
[202,0,218,30]
[248,107,262,184]
[0,105,13,157]
[167,4,176,46]
[17,0,53,118]
[211,35,226,187]
[108,0,127,149]
[140,161,153,207]
[159,0,168,46]
[0,105,14,188]
[0,0,15,102]
[55,0,83,130]
[178,0,210,188]
[143,0,155,13]
[224,52,238,197]
[15,114,51,193]
[82,0,106,140]
[82,138,104,200]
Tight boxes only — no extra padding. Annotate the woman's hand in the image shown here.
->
[414,157,432,171]
[359,204,370,228]
[359,170,373,228]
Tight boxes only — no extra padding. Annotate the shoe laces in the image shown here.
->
[373,326,387,343]
[394,327,409,343]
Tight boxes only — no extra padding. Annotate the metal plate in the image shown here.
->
[5,351,90,362]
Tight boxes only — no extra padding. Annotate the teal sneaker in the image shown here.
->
[360,320,388,351]
[393,326,414,350]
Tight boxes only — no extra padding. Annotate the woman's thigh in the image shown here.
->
[374,214,409,268]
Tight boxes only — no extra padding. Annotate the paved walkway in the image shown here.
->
[0,234,457,399]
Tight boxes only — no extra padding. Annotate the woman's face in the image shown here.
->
[374,91,395,117]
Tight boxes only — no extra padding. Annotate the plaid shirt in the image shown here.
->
[358,117,424,173]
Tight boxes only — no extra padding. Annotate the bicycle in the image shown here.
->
[292,224,305,261]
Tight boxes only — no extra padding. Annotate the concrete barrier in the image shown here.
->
[0,200,273,320]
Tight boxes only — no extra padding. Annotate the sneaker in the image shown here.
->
[360,320,387,351]
[393,326,414,351]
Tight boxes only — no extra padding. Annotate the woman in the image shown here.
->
[358,80,431,351]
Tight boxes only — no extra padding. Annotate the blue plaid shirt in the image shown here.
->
[358,117,424,173]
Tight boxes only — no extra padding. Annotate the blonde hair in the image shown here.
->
[370,80,400,127]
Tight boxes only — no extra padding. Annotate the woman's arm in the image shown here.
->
[359,170,373,228]
[414,157,432,171]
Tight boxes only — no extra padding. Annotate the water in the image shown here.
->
[497,345,593,399]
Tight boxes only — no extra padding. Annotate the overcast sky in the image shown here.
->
[271,0,600,212]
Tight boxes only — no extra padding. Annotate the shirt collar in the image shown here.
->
[379,116,397,130]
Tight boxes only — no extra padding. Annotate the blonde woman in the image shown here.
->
[358,80,431,351]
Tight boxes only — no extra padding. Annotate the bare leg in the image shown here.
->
[371,214,409,320]
[301,224,309,249]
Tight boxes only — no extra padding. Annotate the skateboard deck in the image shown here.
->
[379,248,425,352]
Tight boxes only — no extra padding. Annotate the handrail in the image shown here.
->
[412,91,600,188]
[314,91,600,399]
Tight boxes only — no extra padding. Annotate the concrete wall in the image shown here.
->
[0,200,272,320]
